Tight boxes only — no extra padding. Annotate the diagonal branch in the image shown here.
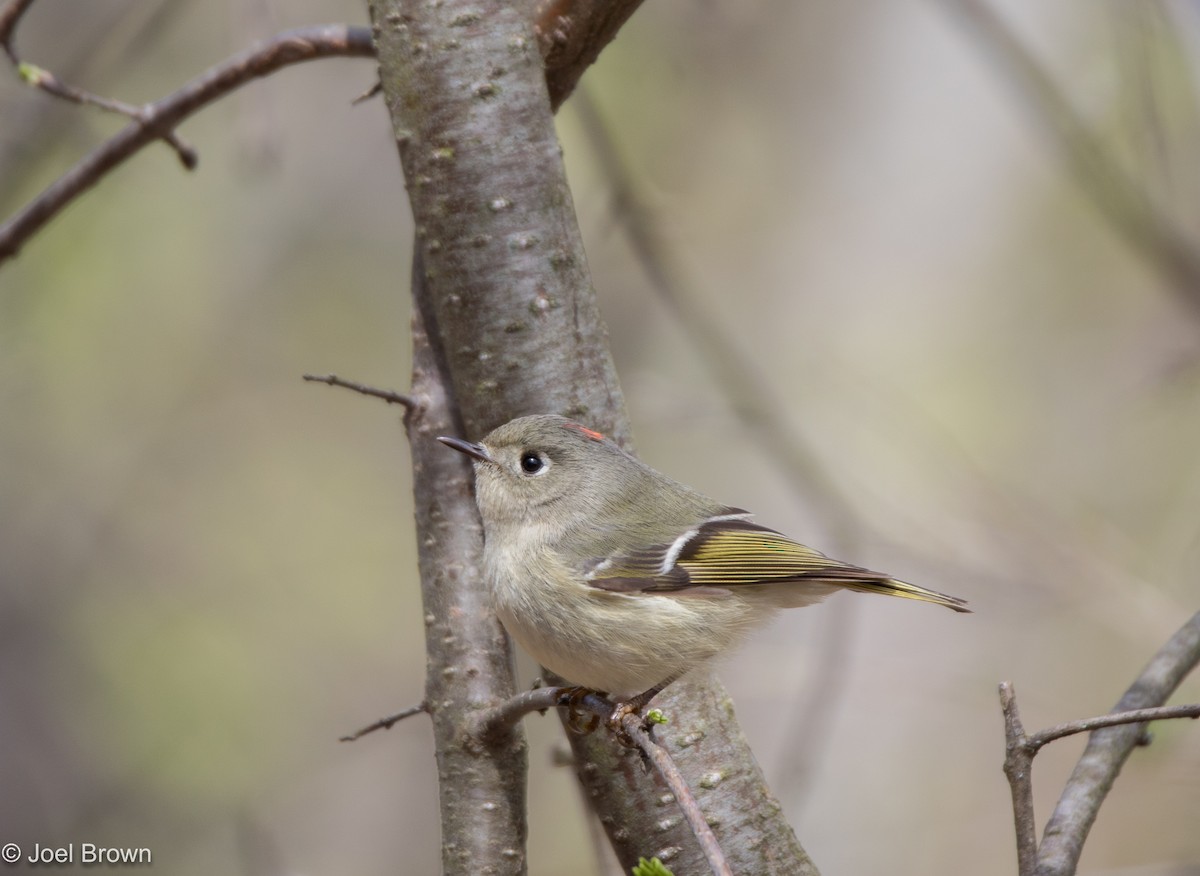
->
[1001,612,1200,876]
[1,0,197,167]
[1029,702,1200,748]
[0,23,375,263]
[471,686,732,876]
[937,0,1200,319]
[1035,609,1200,876]
[534,0,645,110]
[339,702,428,742]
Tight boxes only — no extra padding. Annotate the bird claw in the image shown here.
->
[555,686,668,747]
[607,701,642,748]
[557,686,602,735]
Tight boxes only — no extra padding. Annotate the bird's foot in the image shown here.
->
[557,686,603,735]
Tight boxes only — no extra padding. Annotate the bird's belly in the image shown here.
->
[489,555,770,696]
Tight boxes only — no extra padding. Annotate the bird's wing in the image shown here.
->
[584,515,970,612]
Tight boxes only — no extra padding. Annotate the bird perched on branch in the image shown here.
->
[439,415,968,713]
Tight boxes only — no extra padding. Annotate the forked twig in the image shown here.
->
[0,22,374,263]
[999,683,1038,876]
[1000,610,1200,876]
[2,0,197,168]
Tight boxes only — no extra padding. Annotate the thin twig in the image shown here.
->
[339,702,428,742]
[1029,703,1200,749]
[618,715,733,876]
[0,23,375,264]
[1036,610,1200,876]
[0,0,36,62]
[470,685,733,876]
[999,682,1039,876]
[470,687,564,744]
[937,0,1200,319]
[1000,683,1200,876]
[3,0,196,166]
[302,373,418,409]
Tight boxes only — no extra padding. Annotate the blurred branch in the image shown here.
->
[775,596,855,813]
[999,610,1200,876]
[572,88,861,535]
[0,0,196,207]
[1,0,196,166]
[573,86,871,809]
[937,0,1200,320]
[0,23,374,264]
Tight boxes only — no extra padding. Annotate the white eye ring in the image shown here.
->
[519,451,548,475]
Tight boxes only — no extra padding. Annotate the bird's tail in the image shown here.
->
[839,575,971,613]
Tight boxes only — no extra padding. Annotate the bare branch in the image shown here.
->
[302,373,419,410]
[19,59,200,167]
[1029,703,1200,749]
[570,88,861,534]
[406,252,528,873]
[2,0,139,116]
[339,702,428,742]
[1037,610,1200,876]
[937,0,1200,320]
[618,715,732,876]
[0,0,36,63]
[998,682,1042,876]
[534,0,647,110]
[472,686,733,876]
[0,23,374,264]
[470,687,564,744]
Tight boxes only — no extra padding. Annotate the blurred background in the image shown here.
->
[2,1,1199,873]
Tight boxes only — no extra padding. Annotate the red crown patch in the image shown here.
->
[563,422,605,442]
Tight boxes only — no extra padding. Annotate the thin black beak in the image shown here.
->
[437,435,492,464]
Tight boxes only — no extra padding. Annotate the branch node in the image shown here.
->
[162,129,198,169]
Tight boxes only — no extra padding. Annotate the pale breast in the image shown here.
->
[484,539,772,695]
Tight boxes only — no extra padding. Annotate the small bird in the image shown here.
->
[439,415,967,711]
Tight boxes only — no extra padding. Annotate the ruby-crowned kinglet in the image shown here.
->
[438,415,968,702]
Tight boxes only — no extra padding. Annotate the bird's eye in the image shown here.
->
[519,451,545,474]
